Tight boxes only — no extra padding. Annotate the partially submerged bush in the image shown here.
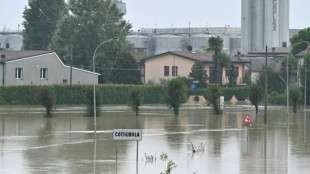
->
[128,88,144,116]
[208,85,222,114]
[85,86,102,117]
[38,87,55,117]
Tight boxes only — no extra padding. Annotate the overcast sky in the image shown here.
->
[0,0,309,31]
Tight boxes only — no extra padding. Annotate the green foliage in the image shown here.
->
[111,51,142,85]
[227,64,237,87]
[49,0,132,68]
[208,85,222,114]
[222,86,249,101]
[268,91,286,105]
[160,161,177,174]
[208,36,223,55]
[259,67,286,94]
[128,88,144,116]
[23,0,67,50]
[166,78,188,116]
[85,86,102,117]
[290,87,301,113]
[280,54,298,80]
[299,54,310,105]
[249,84,263,114]
[290,27,310,55]
[38,87,55,117]
[189,61,208,88]
[95,53,114,84]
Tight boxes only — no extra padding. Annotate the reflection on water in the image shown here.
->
[0,105,310,174]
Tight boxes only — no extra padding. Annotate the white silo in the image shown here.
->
[241,0,290,53]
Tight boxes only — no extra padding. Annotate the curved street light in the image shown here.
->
[93,38,117,136]
[304,45,310,124]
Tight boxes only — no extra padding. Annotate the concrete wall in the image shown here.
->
[242,0,290,53]
[0,34,22,50]
[2,53,98,86]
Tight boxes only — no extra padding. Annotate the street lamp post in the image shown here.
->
[304,45,310,121]
[93,38,117,136]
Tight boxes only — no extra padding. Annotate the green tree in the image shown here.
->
[49,0,132,68]
[189,61,208,88]
[280,54,298,82]
[299,54,310,105]
[128,88,144,116]
[259,67,286,94]
[227,64,237,87]
[95,53,114,84]
[38,87,55,117]
[290,27,310,55]
[209,37,223,85]
[249,84,263,114]
[208,85,222,114]
[166,78,188,116]
[23,0,67,50]
[290,87,301,113]
[111,51,142,84]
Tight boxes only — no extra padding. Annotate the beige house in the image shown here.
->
[142,51,249,85]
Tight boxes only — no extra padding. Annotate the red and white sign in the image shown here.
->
[243,114,252,125]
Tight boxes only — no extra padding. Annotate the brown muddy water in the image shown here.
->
[0,104,310,174]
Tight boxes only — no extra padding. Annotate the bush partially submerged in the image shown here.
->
[38,87,55,117]
[128,88,144,116]
[85,87,102,117]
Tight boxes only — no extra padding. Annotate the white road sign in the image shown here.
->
[113,129,142,141]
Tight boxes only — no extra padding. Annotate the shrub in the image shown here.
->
[268,91,286,105]
[85,86,102,117]
[166,78,188,116]
[38,87,55,117]
[128,88,144,116]
[290,87,301,113]
[208,85,222,114]
[249,84,263,114]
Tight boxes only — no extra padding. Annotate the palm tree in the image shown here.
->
[208,37,230,85]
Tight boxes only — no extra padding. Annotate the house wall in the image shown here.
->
[144,53,247,85]
[2,53,98,86]
[145,54,195,83]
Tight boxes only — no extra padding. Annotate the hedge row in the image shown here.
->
[0,85,250,105]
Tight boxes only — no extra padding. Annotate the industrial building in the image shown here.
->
[241,0,290,53]
[0,30,23,50]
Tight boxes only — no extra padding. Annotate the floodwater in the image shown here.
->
[1,104,310,174]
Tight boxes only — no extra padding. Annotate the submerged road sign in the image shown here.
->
[113,129,142,141]
[243,113,253,125]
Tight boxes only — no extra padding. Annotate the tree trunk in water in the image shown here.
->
[255,104,258,114]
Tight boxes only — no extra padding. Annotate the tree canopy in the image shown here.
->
[23,0,67,50]
[290,27,310,55]
[166,78,188,116]
[258,67,286,94]
[49,0,132,69]
[189,61,208,88]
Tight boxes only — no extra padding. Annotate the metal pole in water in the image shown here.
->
[136,141,138,174]
[116,142,118,174]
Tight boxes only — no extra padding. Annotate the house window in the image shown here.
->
[15,68,23,79]
[63,79,68,84]
[6,43,10,49]
[40,68,48,79]
[172,66,178,76]
[164,66,169,76]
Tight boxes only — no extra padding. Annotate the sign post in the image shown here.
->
[113,129,142,174]
[243,114,253,141]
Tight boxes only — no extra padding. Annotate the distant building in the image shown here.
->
[0,31,23,50]
[112,0,126,14]
[241,0,290,53]
[0,51,99,86]
[142,51,249,85]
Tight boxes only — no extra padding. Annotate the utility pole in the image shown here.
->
[264,46,268,125]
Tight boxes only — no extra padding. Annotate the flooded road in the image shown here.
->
[1,104,310,174]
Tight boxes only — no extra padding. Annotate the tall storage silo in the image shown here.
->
[190,34,210,51]
[155,34,184,55]
[6,34,23,50]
